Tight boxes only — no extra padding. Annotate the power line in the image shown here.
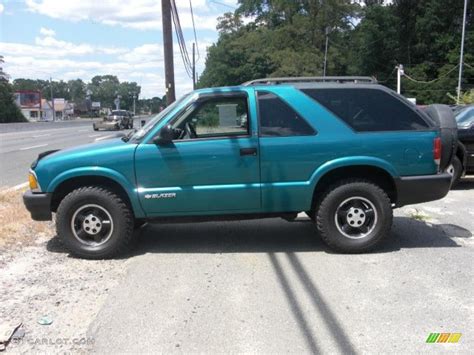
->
[403,88,474,92]
[209,0,236,9]
[403,64,459,84]
[170,0,193,78]
[170,0,191,72]
[189,0,200,61]
[463,62,474,70]
[376,67,397,83]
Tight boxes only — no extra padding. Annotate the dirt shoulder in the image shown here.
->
[0,189,130,353]
[0,188,53,253]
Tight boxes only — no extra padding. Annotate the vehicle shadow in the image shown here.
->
[46,216,471,257]
[452,176,474,190]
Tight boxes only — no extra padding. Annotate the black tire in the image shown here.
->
[315,179,393,253]
[93,124,98,131]
[447,155,463,187]
[56,186,135,259]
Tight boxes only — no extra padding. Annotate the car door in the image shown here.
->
[134,90,261,216]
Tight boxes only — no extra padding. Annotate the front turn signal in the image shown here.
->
[29,172,39,191]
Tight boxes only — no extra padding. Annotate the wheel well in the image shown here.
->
[50,176,134,214]
[311,165,397,209]
[456,146,465,165]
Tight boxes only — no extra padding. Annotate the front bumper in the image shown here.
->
[94,121,119,130]
[395,172,452,207]
[23,190,53,221]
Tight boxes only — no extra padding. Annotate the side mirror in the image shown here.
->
[153,124,174,145]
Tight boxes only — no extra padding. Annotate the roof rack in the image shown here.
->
[242,76,377,86]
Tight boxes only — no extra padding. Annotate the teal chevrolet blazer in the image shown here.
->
[23,77,456,258]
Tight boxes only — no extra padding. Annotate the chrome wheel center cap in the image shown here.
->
[82,214,102,235]
[346,207,366,227]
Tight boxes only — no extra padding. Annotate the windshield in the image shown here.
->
[129,93,191,142]
[455,107,474,126]
[111,110,127,116]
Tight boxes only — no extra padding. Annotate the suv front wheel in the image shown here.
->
[315,180,392,253]
[56,186,135,259]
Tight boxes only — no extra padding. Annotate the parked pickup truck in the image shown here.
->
[23,77,457,259]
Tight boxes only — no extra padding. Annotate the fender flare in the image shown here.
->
[308,156,398,190]
[47,166,145,218]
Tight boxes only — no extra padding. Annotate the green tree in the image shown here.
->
[199,0,473,104]
[0,81,27,123]
[87,75,120,109]
[67,79,86,104]
[117,81,141,111]
[199,0,359,87]
[138,97,165,114]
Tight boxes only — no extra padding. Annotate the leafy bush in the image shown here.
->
[0,81,27,123]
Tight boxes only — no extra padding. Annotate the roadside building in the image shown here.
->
[14,90,42,121]
[40,98,74,121]
[74,100,101,117]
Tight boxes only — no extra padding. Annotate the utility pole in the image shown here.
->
[457,0,468,104]
[192,42,196,90]
[323,27,329,77]
[162,0,175,104]
[396,64,404,95]
[133,94,137,115]
[50,77,56,121]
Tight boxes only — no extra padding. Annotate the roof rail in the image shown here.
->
[242,76,377,86]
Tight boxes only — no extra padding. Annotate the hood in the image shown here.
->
[33,138,138,192]
[35,138,136,171]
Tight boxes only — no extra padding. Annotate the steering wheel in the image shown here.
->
[185,122,197,139]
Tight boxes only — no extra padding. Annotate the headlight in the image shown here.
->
[28,170,41,192]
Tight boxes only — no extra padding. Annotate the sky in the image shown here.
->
[0,0,238,98]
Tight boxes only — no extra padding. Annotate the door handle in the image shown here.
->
[240,147,257,156]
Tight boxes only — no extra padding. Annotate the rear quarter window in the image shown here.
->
[302,88,430,132]
[257,91,315,137]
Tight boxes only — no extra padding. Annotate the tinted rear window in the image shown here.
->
[257,91,315,137]
[302,88,429,131]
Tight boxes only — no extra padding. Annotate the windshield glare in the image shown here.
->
[455,107,474,126]
[130,93,191,141]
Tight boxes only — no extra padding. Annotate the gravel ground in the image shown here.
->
[0,235,130,353]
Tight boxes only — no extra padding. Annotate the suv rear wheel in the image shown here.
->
[315,180,392,253]
[446,156,462,187]
[56,186,134,259]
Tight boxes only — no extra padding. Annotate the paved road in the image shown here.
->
[88,180,474,353]
[0,118,149,187]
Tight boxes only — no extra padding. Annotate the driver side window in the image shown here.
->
[172,95,249,140]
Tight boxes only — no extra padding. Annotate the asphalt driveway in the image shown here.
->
[87,179,474,353]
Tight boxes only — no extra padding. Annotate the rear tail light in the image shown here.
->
[433,137,441,167]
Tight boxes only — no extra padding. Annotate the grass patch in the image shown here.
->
[408,208,430,221]
[0,188,54,250]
